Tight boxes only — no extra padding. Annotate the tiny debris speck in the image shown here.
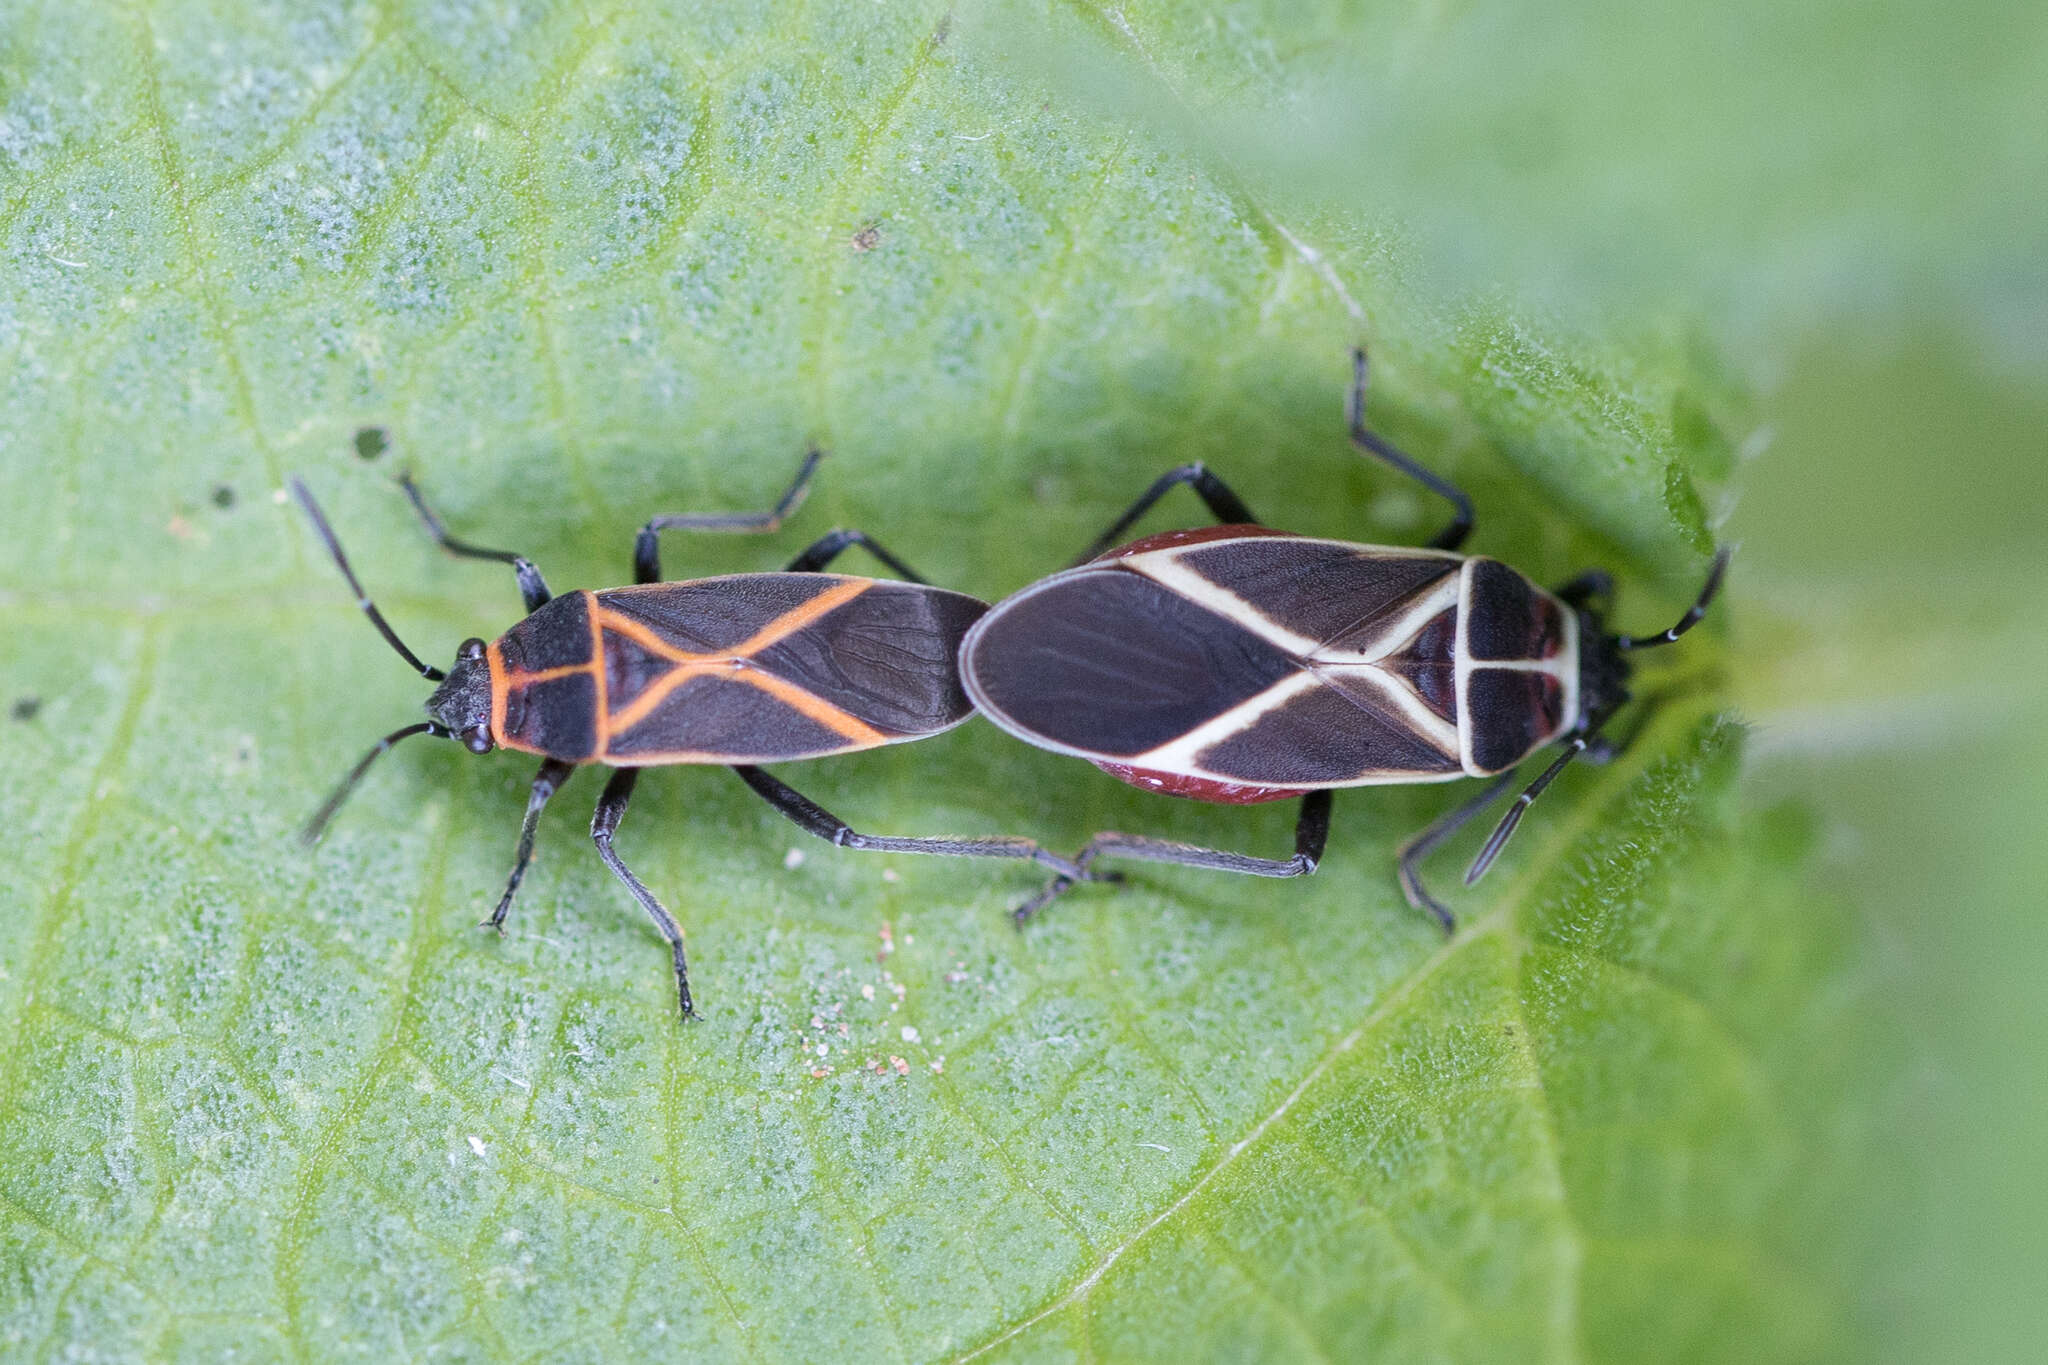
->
[784,847,806,869]
[10,696,41,722]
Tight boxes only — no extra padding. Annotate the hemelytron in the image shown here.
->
[293,451,1094,1019]
[960,349,1728,929]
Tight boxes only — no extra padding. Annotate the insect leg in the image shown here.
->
[589,767,697,1021]
[1347,346,1476,552]
[1395,772,1518,933]
[481,758,577,934]
[398,472,552,611]
[729,765,1092,881]
[783,529,929,583]
[1068,464,1262,566]
[634,447,824,584]
[1014,789,1335,926]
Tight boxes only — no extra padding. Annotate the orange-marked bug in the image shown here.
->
[292,452,1090,1018]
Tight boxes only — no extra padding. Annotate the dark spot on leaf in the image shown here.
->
[851,223,881,252]
[354,426,390,461]
[212,483,236,509]
[11,696,41,721]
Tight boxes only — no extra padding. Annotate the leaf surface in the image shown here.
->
[0,2,1911,1360]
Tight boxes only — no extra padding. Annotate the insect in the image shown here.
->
[292,452,1090,1017]
[960,349,1728,929]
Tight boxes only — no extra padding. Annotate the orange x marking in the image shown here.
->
[597,578,886,745]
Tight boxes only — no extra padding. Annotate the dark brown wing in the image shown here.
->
[1152,536,1463,656]
[1163,540,1466,654]
[958,567,1296,760]
[591,574,985,765]
[750,580,988,736]
[1185,672,1463,784]
[961,561,1464,787]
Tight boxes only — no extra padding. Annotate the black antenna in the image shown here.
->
[1466,547,1730,885]
[300,722,450,845]
[1616,547,1730,651]
[290,476,446,681]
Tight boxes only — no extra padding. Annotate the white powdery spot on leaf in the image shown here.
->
[546,44,708,283]
[0,98,61,174]
[229,51,447,303]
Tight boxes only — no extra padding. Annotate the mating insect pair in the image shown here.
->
[297,350,1724,1017]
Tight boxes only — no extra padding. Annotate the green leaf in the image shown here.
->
[0,2,1918,1361]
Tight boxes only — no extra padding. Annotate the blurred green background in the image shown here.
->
[1735,342,2048,1361]
[4,0,2044,1360]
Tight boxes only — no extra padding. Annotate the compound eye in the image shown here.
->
[466,725,493,754]
[457,637,487,663]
